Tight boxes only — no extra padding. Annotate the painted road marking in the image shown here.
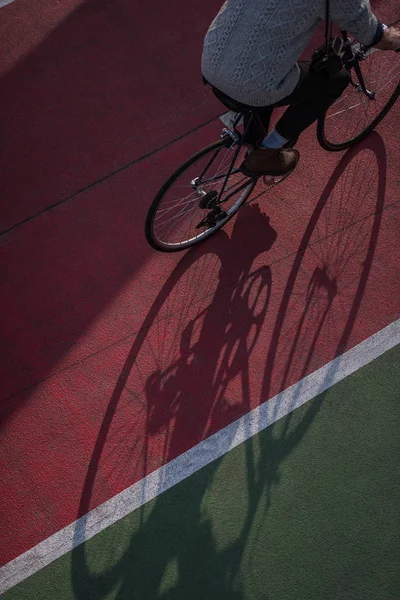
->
[1,317,399,595]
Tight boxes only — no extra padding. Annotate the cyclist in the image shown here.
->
[202,1,400,177]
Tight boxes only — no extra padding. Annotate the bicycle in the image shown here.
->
[145,24,400,252]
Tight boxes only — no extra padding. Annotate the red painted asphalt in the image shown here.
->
[0,0,221,232]
[1,0,399,568]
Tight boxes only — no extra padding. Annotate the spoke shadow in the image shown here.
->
[71,132,387,600]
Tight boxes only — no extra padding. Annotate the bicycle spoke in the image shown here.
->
[148,140,254,249]
[320,46,400,148]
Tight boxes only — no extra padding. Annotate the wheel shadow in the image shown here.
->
[71,132,387,600]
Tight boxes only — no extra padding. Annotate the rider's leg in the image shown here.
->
[241,62,349,176]
[242,108,273,147]
[244,62,349,148]
[272,61,350,143]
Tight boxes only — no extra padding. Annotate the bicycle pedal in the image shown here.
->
[214,210,228,222]
[262,175,278,185]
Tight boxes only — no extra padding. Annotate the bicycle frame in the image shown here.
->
[341,30,376,99]
[193,110,259,217]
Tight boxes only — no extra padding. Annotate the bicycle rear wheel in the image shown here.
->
[145,138,256,252]
[318,27,400,151]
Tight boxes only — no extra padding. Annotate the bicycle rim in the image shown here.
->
[318,30,400,151]
[145,139,255,252]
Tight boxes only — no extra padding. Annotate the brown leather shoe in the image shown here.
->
[240,147,299,177]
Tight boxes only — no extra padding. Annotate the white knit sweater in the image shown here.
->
[201,0,379,106]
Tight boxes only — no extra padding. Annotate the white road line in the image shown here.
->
[1,318,399,594]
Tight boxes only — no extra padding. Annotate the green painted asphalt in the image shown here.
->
[5,344,400,600]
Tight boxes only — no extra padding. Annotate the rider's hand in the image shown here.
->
[376,26,400,51]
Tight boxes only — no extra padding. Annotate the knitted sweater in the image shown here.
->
[201,0,379,106]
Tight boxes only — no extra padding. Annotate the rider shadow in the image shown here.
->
[71,132,386,600]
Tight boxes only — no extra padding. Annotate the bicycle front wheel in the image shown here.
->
[145,138,256,252]
[318,28,400,151]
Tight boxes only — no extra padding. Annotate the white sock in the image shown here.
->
[259,128,289,149]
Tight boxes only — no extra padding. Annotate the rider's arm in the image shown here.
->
[330,0,400,51]
[329,0,381,46]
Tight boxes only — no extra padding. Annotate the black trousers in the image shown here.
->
[244,61,350,144]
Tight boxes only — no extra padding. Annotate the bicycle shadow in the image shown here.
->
[74,201,277,515]
[70,132,386,600]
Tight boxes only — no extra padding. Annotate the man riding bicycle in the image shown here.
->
[202,0,400,177]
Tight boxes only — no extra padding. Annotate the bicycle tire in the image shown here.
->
[145,138,256,252]
[317,36,400,151]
